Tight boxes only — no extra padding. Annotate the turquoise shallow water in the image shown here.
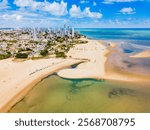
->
[76,28,150,47]
[9,75,150,113]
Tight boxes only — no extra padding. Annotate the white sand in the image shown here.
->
[57,39,108,79]
[0,58,83,112]
[130,50,150,58]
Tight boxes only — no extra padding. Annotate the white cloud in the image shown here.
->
[103,0,142,4]
[14,0,44,11]
[14,0,33,7]
[14,0,68,16]
[69,5,102,19]
[2,14,22,21]
[0,0,9,9]
[69,5,82,18]
[0,9,68,28]
[120,7,136,14]
[43,1,68,16]
[83,8,102,18]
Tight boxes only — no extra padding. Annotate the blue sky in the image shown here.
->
[0,0,150,28]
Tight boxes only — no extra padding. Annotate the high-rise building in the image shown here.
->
[67,26,70,36]
[33,28,37,40]
[72,27,74,37]
[63,24,67,35]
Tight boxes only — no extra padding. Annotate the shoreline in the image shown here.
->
[130,50,150,58]
[104,41,150,82]
[0,38,150,112]
[58,38,150,82]
[0,58,84,112]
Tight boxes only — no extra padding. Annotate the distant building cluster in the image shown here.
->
[0,25,85,59]
[22,25,76,41]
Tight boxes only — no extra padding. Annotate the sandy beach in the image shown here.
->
[58,39,109,79]
[130,50,150,58]
[0,58,83,112]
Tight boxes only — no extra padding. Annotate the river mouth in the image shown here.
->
[9,75,150,113]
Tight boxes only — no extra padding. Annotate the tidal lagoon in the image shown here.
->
[10,75,150,113]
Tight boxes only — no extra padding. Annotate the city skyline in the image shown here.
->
[0,0,150,28]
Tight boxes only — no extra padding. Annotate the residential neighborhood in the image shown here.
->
[0,26,87,60]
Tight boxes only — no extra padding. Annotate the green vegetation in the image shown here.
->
[57,44,72,53]
[15,53,28,58]
[18,48,25,52]
[80,40,88,44]
[29,40,39,44]
[0,52,11,60]
[40,49,48,56]
[46,41,55,48]
[56,37,65,43]
[0,39,7,42]
[22,32,29,35]
[75,35,81,39]
[26,48,32,51]
[55,51,67,58]
[73,40,88,44]
[8,40,17,43]
[0,39,17,43]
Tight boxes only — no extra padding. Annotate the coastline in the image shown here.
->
[104,50,150,82]
[0,37,150,112]
[58,38,150,82]
[130,50,150,58]
[0,58,84,112]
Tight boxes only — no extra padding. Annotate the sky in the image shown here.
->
[0,0,150,28]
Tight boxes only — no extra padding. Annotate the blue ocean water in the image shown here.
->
[76,28,150,47]
[0,28,14,30]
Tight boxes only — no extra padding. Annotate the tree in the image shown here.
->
[56,37,65,43]
[40,49,48,56]
[15,53,28,58]
[0,52,11,60]
[55,51,67,58]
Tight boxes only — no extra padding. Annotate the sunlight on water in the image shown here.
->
[9,75,150,113]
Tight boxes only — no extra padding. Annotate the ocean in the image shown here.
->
[76,28,150,47]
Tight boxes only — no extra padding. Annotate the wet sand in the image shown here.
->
[130,50,150,58]
[105,49,150,82]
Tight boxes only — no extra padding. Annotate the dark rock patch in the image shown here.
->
[108,88,136,98]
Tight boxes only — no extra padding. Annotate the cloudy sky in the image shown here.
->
[0,0,150,28]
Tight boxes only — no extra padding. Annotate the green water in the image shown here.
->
[9,75,150,113]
